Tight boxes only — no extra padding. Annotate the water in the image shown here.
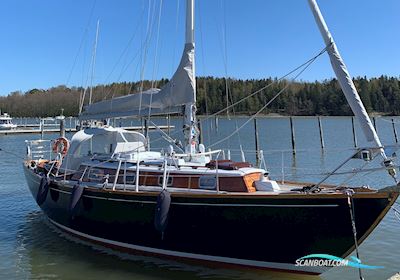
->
[1,116,400,280]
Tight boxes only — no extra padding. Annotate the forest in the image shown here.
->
[0,75,399,117]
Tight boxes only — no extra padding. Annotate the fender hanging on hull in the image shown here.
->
[69,184,85,216]
[154,190,171,237]
[36,176,49,206]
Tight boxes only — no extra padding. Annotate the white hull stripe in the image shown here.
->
[50,188,338,208]
[49,218,326,275]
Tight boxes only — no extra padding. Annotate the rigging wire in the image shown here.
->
[147,46,329,147]
[208,47,327,148]
[138,0,158,116]
[101,10,145,99]
[89,20,100,105]
[218,0,245,157]
[171,0,181,77]
[79,20,101,114]
[336,157,374,188]
[201,45,329,125]
[197,0,211,145]
[220,0,230,120]
[148,0,164,121]
[66,0,97,86]
[101,3,148,100]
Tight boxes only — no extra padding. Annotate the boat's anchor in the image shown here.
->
[36,176,50,205]
[154,190,171,240]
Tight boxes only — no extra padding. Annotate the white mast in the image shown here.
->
[183,0,198,154]
[307,0,382,148]
[186,0,194,45]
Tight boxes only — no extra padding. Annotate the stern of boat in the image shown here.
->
[23,139,55,201]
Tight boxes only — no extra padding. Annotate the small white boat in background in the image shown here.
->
[0,111,17,130]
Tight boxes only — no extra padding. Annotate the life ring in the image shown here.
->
[52,137,70,156]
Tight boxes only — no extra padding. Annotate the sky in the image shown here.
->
[0,0,399,95]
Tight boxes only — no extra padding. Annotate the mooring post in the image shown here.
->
[59,109,65,138]
[392,118,398,143]
[40,119,44,140]
[351,116,358,148]
[144,118,149,149]
[253,118,260,166]
[289,117,296,154]
[318,116,325,150]
[167,114,171,135]
[215,116,219,132]
[60,118,65,138]
[373,117,377,133]
[198,118,203,144]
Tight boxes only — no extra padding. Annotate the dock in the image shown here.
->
[0,125,174,135]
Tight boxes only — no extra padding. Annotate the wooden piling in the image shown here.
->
[351,116,358,147]
[59,109,65,137]
[392,118,398,143]
[215,116,219,132]
[144,118,149,149]
[317,116,325,149]
[60,118,65,138]
[198,118,203,144]
[289,117,296,154]
[167,114,171,135]
[253,118,260,166]
[40,119,44,140]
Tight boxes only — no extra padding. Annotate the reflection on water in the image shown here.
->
[1,117,400,280]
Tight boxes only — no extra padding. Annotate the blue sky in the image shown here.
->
[0,0,398,95]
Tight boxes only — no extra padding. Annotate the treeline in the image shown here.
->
[0,76,399,117]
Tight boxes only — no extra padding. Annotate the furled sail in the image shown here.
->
[79,42,195,120]
[308,0,382,148]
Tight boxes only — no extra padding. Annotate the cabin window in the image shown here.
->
[158,176,173,187]
[199,176,216,190]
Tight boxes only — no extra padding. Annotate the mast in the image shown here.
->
[183,0,198,154]
[80,0,199,155]
[307,0,382,148]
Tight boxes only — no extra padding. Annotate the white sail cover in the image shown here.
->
[308,0,382,147]
[79,42,195,120]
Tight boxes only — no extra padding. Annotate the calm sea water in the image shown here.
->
[1,116,400,280]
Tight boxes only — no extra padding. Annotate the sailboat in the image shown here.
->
[23,0,399,275]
